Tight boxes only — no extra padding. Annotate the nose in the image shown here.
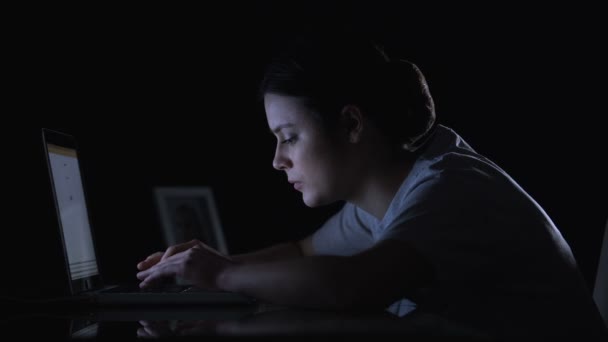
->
[272,146,292,171]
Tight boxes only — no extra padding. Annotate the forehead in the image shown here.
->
[265,94,315,130]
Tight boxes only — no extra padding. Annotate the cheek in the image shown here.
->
[301,161,344,207]
[295,131,348,182]
[305,147,344,184]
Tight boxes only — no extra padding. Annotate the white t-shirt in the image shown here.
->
[311,125,605,339]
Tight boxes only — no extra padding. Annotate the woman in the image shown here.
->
[137,32,605,339]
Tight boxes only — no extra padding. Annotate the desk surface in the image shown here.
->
[1,299,493,340]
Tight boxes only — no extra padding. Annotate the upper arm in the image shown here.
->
[308,203,375,256]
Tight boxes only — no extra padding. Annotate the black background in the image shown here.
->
[2,2,606,298]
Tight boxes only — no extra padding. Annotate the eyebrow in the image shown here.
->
[271,123,295,134]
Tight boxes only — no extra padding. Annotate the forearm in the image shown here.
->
[217,255,370,310]
[218,239,432,311]
[230,241,303,265]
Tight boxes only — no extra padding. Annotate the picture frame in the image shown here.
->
[154,186,228,254]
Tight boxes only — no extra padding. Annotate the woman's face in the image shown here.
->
[265,94,353,207]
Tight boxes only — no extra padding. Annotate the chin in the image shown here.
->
[302,192,334,208]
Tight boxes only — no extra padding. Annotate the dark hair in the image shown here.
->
[260,32,437,152]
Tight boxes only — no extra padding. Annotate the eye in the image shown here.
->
[281,136,297,145]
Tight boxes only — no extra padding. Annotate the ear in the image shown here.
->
[340,104,364,143]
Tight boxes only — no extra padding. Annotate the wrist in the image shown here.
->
[216,261,239,292]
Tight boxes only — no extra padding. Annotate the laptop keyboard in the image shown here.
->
[102,284,192,294]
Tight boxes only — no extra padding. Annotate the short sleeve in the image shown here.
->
[311,202,376,256]
[379,171,507,290]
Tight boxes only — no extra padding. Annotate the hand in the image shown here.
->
[137,320,219,338]
[137,239,212,271]
[136,241,235,289]
[136,320,175,338]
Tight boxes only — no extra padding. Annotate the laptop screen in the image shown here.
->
[43,129,103,294]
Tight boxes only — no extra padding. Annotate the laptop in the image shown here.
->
[41,128,255,306]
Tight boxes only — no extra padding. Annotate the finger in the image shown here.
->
[137,248,188,280]
[137,252,163,270]
[136,268,151,280]
[136,327,151,338]
[142,326,163,338]
[139,247,209,287]
[161,240,203,262]
[137,260,166,281]
[139,262,177,288]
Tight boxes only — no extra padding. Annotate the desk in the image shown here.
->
[1,298,494,340]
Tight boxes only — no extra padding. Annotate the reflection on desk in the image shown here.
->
[2,299,493,340]
[135,308,491,339]
[69,304,491,339]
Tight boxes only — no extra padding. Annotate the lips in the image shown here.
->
[288,179,303,191]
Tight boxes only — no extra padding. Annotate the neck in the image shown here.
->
[348,158,414,220]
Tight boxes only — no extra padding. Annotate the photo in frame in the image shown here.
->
[154,186,228,254]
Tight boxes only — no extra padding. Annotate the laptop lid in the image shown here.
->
[41,128,256,307]
[42,128,105,296]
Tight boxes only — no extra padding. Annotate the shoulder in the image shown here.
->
[404,125,517,199]
[381,126,533,233]
[419,125,503,176]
